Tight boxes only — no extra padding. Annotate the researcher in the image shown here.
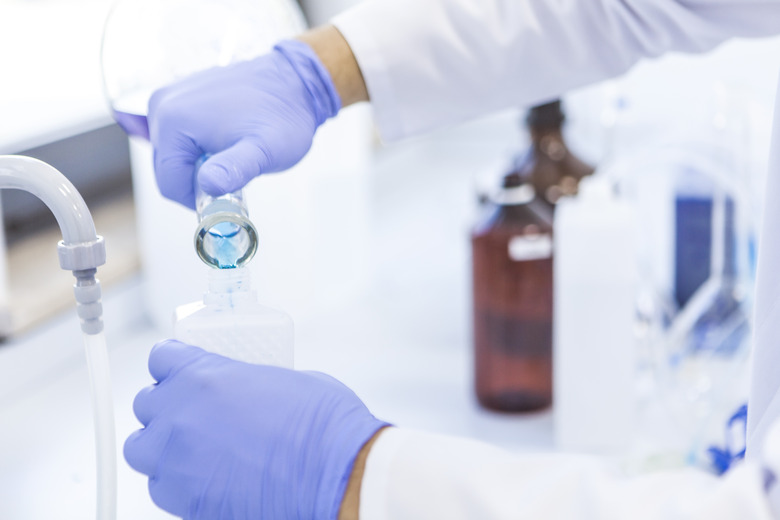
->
[124,0,780,518]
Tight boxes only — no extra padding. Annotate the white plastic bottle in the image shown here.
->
[553,175,637,453]
[174,268,294,367]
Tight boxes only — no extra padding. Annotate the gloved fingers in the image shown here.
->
[151,132,200,209]
[132,384,160,427]
[197,139,271,196]
[148,339,208,383]
[124,422,172,477]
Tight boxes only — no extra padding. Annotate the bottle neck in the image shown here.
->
[526,100,567,158]
[530,130,567,161]
[491,184,536,206]
[526,100,565,129]
[530,127,563,141]
[204,267,256,305]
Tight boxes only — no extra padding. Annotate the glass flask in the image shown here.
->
[472,171,555,412]
[101,0,305,125]
[101,0,304,268]
[513,100,595,207]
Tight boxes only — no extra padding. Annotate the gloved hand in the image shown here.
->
[148,39,341,209]
[124,339,388,520]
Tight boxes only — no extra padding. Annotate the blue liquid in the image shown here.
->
[202,221,249,269]
[112,110,150,140]
[195,197,258,269]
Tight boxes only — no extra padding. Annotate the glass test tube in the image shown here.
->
[195,189,259,269]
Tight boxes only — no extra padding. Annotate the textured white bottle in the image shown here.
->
[174,268,294,367]
[554,176,637,453]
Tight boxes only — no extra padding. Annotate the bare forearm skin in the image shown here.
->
[338,427,390,520]
[298,25,370,108]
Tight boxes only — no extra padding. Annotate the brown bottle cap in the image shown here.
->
[526,100,565,130]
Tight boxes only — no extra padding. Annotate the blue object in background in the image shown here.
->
[674,195,737,307]
[707,404,748,475]
[674,195,713,309]
[676,193,746,355]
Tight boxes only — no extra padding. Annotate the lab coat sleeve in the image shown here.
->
[359,428,773,520]
[748,70,780,460]
[331,0,780,141]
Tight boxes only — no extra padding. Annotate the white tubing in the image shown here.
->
[0,155,115,520]
[84,332,117,520]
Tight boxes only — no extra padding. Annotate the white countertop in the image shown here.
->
[0,229,554,520]
[0,274,555,520]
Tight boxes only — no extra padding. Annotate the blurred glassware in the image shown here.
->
[612,136,754,469]
[101,0,306,129]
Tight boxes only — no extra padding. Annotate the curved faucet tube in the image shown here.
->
[0,155,107,334]
[0,155,115,520]
[0,155,99,245]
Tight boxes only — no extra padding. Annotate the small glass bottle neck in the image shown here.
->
[196,190,250,220]
[204,267,255,305]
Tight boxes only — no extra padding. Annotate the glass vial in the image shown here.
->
[195,188,259,269]
[514,100,595,207]
[472,172,554,412]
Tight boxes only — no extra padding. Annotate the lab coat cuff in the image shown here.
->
[359,427,412,520]
[331,5,406,142]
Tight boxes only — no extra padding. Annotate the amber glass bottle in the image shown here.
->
[515,100,594,207]
[472,172,555,412]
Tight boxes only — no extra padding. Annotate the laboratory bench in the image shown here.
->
[4,2,780,514]
[0,108,555,519]
[1,5,554,513]
[0,272,555,519]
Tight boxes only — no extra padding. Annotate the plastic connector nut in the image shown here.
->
[77,301,104,321]
[73,283,102,304]
[57,236,107,271]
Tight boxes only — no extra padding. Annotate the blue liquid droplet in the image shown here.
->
[206,222,245,269]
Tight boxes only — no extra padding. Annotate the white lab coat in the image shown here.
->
[330,0,780,517]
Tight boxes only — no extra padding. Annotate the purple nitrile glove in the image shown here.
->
[124,340,388,520]
[148,39,341,209]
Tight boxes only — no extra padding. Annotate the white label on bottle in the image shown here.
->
[508,234,553,261]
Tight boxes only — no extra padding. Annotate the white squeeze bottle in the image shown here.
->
[174,267,294,367]
[553,175,637,453]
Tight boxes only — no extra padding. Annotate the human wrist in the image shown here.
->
[297,25,369,107]
[273,39,341,124]
[338,426,391,520]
